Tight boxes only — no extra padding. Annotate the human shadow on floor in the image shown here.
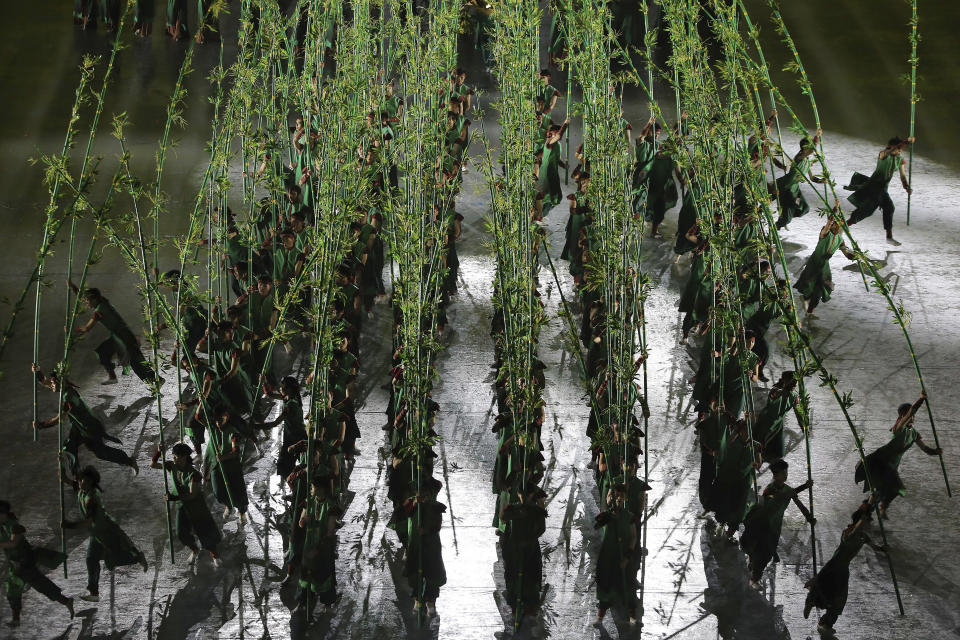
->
[699,525,792,639]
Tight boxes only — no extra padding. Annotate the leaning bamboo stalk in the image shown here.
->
[115,119,177,564]
[797,330,905,614]
[54,172,119,578]
[28,61,95,442]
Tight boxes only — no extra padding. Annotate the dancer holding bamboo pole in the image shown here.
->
[854,392,941,519]
[150,443,222,567]
[61,465,149,603]
[843,137,914,246]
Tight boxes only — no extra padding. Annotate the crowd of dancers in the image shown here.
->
[1,3,945,638]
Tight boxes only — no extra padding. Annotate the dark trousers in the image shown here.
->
[682,311,697,336]
[753,335,769,369]
[64,431,133,474]
[176,503,221,552]
[96,338,157,383]
[86,539,105,594]
[848,192,895,231]
[8,564,68,614]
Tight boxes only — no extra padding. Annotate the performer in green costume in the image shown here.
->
[534,120,571,212]
[404,478,447,618]
[644,140,679,238]
[150,443,222,565]
[844,136,914,245]
[740,460,814,588]
[771,132,823,230]
[803,501,887,635]
[593,484,642,626]
[0,501,74,628]
[752,370,799,462]
[98,0,120,31]
[855,392,941,518]
[63,466,148,602]
[134,0,153,35]
[204,408,249,524]
[166,0,189,39]
[710,419,760,538]
[258,376,308,482]
[793,219,855,314]
[33,364,139,476]
[537,69,561,115]
[500,484,547,619]
[71,283,159,386]
[292,478,340,622]
[674,170,701,257]
[74,0,97,29]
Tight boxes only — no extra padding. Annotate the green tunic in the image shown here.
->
[734,218,760,251]
[536,112,553,149]
[644,153,678,225]
[740,481,794,562]
[0,517,64,604]
[595,507,637,607]
[271,247,302,284]
[674,187,699,255]
[62,386,108,441]
[1,517,27,598]
[845,153,902,211]
[405,501,447,599]
[246,290,275,338]
[135,0,154,26]
[772,156,812,226]
[856,425,919,499]
[77,488,142,570]
[807,528,868,618]
[753,390,794,461]
[501,502,546,607]
[721,350,759,418]
[168,462,222,551]
[179,302,206,348]
[167,0,188,36]
[537,140,563,210]
[678,250,707,314]
[298,496,338,603]
[794,231,844,306]
[538,83,560,111]
[381,95,403,121]
[711,431,756,528]
[204,424,247,510]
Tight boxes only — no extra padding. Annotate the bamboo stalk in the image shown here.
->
[906,0,918,226]
[115,121,177,564]
[797,331,905,614]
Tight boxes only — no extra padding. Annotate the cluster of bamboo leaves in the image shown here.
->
[478,0,546,625]
[381,0,461,613]
[568,0,650,489]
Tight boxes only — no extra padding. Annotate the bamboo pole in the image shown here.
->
[115,123,177,564]
[797,331,905,614]
[906,0,918,226]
